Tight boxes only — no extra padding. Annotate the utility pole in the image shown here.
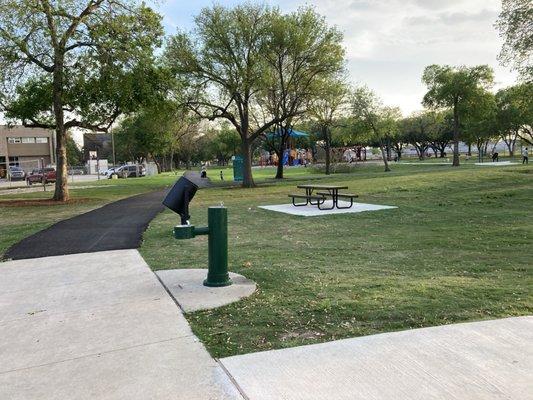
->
[111,131,116,167]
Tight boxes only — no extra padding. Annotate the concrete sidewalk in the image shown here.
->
[221,316,533,400]
[0,250,242,400]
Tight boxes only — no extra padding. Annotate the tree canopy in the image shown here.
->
[351,86,401,171]
[0,0,164,200]
[165,3,345,186]
[422,64,494,166]
[496,0,533,80]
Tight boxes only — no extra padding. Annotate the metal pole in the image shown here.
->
[111,131,116,167]
[41,158,46,192]
[204,206,231,287]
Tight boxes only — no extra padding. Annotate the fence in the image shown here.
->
[0,161,95,191]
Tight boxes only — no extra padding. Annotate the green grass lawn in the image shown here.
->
[140,163,533,358]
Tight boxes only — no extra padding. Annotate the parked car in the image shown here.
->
[8,166,26,181]
[103,167,119,177]
[68,167,85,175]
[26,168,56,185]
[113,165,146,178]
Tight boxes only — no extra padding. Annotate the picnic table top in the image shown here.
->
[297,184,349,190]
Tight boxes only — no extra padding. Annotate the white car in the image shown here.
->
[102,167,119,176]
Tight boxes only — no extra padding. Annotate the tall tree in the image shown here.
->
[422,65,494,166]
[308,77,349,175]
[0,0,163,201]
[496,83,533,152]
[165,3,276,187]
[208,124,241,166]
[259,7,344,179]
[462,90,499,160]
[165,4,346,186]
[351,86,401,172]
[114,101,200,172]
[401,111,437,160]
[66,134,83,166]
[496,0,533,80]
[428,111,454,158]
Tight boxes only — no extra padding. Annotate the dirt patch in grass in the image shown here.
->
[0,198,91,207]
[280,331,325,341]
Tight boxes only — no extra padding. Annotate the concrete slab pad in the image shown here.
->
[156,269,256,312]
[258,201,397,217]
[0,250,243,399]
[221,317,533,400]
[397,162,451,165]
[474,161,520,166]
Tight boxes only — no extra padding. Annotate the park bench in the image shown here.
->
[316,192,358,209]
[288,193,325,207]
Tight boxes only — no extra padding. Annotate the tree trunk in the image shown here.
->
[275,149,284,179]
[452,101,460,167]
[241,139,255,187]
[52,55,69,202]
[274,133,287,179]
[324,138,331,175]
[396,149,402,161]
[379,141,390,172]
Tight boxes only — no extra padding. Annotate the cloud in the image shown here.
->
[159,0,518,114]
[287,0,517,113]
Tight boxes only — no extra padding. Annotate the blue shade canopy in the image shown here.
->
[266,128,309,139]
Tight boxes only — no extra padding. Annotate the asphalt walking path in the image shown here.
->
[4,190,166,260]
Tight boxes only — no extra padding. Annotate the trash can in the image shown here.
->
[233,155,243,182]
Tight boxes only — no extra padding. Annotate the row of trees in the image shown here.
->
[0,1,531,200]
[350,79,532,169]
[109,2,533,178]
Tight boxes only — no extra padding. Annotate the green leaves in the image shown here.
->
[496,0,533,80]
[422,64,494,109]
[0,0,165,131]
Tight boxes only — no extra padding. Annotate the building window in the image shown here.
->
[8,156,19,167]
[35,137,49,143]
[21,137,36,144]
[8,137,21,143]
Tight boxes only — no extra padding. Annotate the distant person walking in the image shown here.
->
[492,152,499,162]
[522,148,529,165]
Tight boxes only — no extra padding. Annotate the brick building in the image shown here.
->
[0,125,55,174]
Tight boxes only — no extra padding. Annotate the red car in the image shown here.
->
[26,168,56,185]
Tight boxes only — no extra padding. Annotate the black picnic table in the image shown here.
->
[296,184,351,210]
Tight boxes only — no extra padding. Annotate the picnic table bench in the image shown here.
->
[288,184,358,210]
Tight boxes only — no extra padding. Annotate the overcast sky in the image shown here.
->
[159,0,517,115]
